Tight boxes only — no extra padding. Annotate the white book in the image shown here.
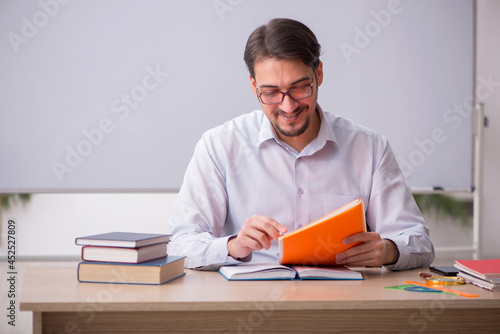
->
[218,262,363,281]
[82,242,167,263]
[457,271,500,292]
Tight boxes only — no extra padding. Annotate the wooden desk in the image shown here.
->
[21,265,500,333]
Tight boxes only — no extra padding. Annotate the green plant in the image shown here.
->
[0,194,31,243]
[1,193,31,211]
[413,193,472,229]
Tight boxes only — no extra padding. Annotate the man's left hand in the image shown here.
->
[335,232,399,267]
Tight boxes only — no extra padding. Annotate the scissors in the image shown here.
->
[419,272,466,286]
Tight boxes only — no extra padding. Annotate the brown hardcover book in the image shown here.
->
[77,256,185,285]
[278,198,366,266]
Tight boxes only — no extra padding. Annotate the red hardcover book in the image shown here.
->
[454,259,500,281]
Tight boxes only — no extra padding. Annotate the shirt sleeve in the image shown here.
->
[167,134,250,270]
[366,136,435,271]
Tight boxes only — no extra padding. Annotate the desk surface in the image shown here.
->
[20,265,500,313]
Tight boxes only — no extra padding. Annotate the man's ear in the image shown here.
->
[316,61,324,87]
[249,74,258,98]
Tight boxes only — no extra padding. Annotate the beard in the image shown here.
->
[272,105,310,138]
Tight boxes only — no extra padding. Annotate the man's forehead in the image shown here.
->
[254,58,313,87]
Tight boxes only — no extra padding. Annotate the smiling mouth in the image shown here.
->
[277,106,306,121]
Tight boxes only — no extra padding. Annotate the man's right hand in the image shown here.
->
[227,215,288,260]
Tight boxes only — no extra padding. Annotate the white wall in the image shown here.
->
[0,191,478,260]
[0,193,176,258]
[0,190,473,258]
[477,0,500,260]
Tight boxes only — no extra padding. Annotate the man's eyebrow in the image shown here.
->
[291,76,312,85]
[258,76,312,89]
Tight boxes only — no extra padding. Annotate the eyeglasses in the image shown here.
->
[256,82,314,105]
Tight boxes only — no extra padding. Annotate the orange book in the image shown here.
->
[278,198,366,266]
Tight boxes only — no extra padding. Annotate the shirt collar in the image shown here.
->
[307,104,337,153]
[256,104,338,151]
[256,112,276,148]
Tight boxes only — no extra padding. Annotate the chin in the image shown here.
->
[276,118,310,138]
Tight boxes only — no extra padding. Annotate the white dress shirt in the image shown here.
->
[168,106,434,270]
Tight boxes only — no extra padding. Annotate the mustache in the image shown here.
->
[274,105,307,117]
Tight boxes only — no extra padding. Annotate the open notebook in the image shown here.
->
[218,263,363,281]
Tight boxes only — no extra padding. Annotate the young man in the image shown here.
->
[168,18,434,271]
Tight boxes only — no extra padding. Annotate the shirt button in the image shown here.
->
[298,188,304,194]
[298,224,303,229]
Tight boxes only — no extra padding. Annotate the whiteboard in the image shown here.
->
[0,0,474,192]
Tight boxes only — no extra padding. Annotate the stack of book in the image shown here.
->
[75,232,185,285]
[454,259,500,292]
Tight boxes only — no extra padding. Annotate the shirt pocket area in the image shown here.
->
[323,193,369,217]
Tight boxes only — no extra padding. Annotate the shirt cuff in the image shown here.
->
[382,237,408,271]
[194,235,252,270]
[225,235,252,264]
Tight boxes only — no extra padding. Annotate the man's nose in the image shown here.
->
[280,94,299,113]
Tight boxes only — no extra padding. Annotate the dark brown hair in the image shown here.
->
[243,18,321,79]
